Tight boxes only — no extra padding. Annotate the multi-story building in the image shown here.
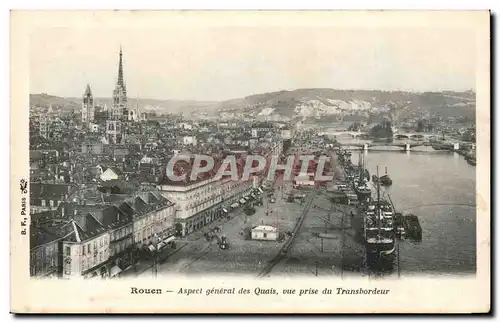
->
[29,183,76,214]
[90,123,99,133]
[281,127,292,140]
[158,166,254,236]
[60,216,111,279]
[30,226,61,278]
[81,138,104,155]
[39,116,49,139]
[105,120,124,145]
[127,103,142,122]
[29,187,176,279]
[59,202,137,279]
[125,191,176,247]
[159,176,223,236]
[102,206,135,278]
[251,121,274,138]
[183,136,198,146]
[271,138,283,157]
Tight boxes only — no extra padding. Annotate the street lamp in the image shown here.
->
[150,217,166,279]
[151,234,161,278]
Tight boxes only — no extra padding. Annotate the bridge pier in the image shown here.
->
[404,143,411,152]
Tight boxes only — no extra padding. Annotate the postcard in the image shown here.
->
[10,10,490,313]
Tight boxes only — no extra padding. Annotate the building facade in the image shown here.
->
[125,192,176,249]
[39,116,49,139]
[59,203,135,279]
[183,136,198,146]
[105,120,124,145]
[107,219,134,278]
[30,228,60,278]
[29,188,176,280]
[251,225,278,241]
[61,222,111,279]
[30,183,76,214]
[158,176,254,237]
[82,84,95,125]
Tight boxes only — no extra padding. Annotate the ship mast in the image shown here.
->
[376,165,381,237]
[358,151,363,182]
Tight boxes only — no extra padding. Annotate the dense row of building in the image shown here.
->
[29,48,293,279]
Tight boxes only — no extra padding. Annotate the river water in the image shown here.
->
[350,147,476,276]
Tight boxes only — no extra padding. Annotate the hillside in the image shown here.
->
[30,94,218,115]
[230,88,476,120]
[30,88,476,120]
[29,94,81,111]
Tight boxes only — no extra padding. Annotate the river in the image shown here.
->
[350,148,476,276]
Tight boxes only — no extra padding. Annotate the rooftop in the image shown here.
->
[252,225,277,232]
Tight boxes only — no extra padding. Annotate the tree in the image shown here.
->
[370,120,393,139]
[348,122,361,131]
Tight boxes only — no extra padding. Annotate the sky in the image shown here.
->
[30,26,476,101]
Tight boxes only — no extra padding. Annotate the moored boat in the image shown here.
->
[361,167,396,258]
[352,152,372,201]
[404,214,422,241]
[354,179,371,200]
[379,175,392,186]
[465,154,476,166]
[379,167,392,186]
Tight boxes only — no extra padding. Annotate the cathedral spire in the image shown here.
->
[84,83,92,96]
[112,46,128,121]
[117,46,124,87]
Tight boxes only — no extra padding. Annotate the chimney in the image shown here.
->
[61,205,65,217]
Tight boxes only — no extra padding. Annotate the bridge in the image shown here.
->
[319,128,475,152]
[337,140,466,152]
[393,133,436,140]
[321,130,441,141]
[319,130,366,138]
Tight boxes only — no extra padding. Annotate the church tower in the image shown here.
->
[82,84,94,125]
[112,47,128,120]
[105,120,124,145]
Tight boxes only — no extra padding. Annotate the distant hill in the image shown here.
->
[30,94,218,115]
[73,97,219,115]
[29,93,81,111]
[219,88,476,120]
[30,88,476,119]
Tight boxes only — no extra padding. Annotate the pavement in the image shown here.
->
[269,188,365,278]
[119,151,366,278]
[125,180,315,278]
[118,241,189,279]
